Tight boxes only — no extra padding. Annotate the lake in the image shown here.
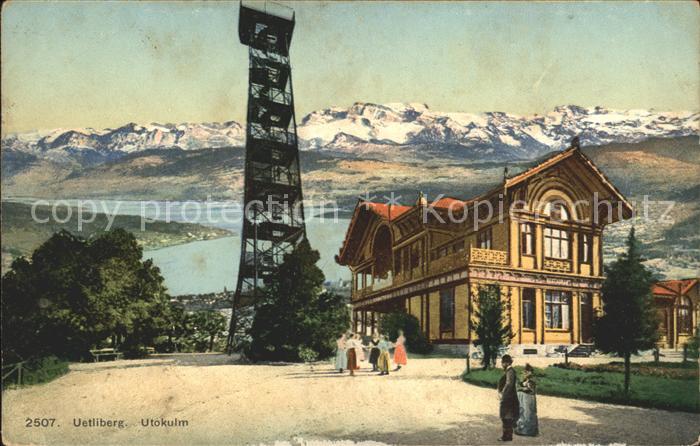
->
[4,198,352,295]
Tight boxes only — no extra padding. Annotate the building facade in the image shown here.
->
[336,145,633,352]
[653,279,699,349]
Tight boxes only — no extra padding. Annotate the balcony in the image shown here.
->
[373,272,393,291]
[543,259,572,273]
[470,247,508,266]
[429,250,469,275]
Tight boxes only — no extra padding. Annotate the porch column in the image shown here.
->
[572,291,580,344]
[672,303,678,349]
[535,224,543,270]
[536,288,544,344]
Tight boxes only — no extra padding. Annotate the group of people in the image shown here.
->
[335,331,538,440]
[497,354,539,441]
[335,330,408,376]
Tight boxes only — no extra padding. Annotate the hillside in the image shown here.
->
[1,201,233,273]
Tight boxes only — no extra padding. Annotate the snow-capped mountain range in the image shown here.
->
[3,104,698,164]
[2,121,246,164]
[298,103,699,159]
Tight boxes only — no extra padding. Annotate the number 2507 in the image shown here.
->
[25,418,56,427]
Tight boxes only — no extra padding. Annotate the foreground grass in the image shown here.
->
[2,356,69,389]
[462,363,699,413]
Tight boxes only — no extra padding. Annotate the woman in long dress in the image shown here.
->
[346,334,360,376]
[335,334,347,373]
[393,329,408,371]
[377,335,392,375]
[515,363,539,437]
[356,333,366,362]
[368,331,381,372]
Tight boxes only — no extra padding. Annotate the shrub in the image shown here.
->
[298,346,319,363]
[2,356,69,387]
[379,312,433,354]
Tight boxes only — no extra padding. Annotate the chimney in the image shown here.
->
[571,135,581,150]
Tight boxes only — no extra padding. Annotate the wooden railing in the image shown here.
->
[429,251,469,275]
[470,247,508,266]
[543,259,572,273]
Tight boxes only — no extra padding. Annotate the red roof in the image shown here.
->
[652,279,698,297]
[361,202,412,221]
[430,197,468,210]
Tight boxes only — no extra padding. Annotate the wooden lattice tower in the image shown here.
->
[228,2,306,351]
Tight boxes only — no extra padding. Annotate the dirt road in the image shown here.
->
[2,354,698,445]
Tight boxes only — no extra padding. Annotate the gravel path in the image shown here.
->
[2,354,698,445]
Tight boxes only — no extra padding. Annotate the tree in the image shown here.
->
[1,229,172,362]
[593,227,659,394]
[245,240,350,362]
[471,285,511,370]
[378,312,433,354]
[190,310,228,352]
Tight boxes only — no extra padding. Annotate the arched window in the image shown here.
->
[372,226,393,280]
[543,200,570,221]
[678,296,692,334]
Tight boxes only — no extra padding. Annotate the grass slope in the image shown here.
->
[462,362,699,413]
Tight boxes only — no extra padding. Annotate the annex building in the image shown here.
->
[336,143,634,353]
[653,278,699,349]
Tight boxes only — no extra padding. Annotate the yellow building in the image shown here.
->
[336,144,633,353]
[653,279,699,349]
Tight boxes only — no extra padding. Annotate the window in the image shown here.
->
[355,274,362,291]
[544,201,570,221]
[410,242,421,269]
[522,289,535,329]
[520,223,534,255]
[544,227,570,259]
[439,288,455,333]
[580,233,591,263]
[678,296,692,334]
[453,240,465,253]
[477,227,492,249]
[545,290,571,329]
[394,250,402,274]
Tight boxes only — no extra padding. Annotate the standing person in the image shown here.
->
[377,335,392,375]
[346,333,360,376]
[496,355,519,442]
[368,331,381,372]
[393,329,408,371]
[356,333,366,363]
[515,364,539,437]
[334,333,347,373]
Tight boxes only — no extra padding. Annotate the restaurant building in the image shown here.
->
[335,143,633,353]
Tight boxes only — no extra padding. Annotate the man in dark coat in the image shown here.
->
[497,354,519,441]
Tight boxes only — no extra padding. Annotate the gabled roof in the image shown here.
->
[336,200,414,266]
[336,143,634,267]
[362,202,413,221]
[652,278,699,297]
[505,146,633,215]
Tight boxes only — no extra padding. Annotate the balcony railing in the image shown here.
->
[429,250,469,275]
[543,259,572,273]
[470,247,508,266]
[373,272,393,291]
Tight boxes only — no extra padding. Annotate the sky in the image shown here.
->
[2,1,698,134]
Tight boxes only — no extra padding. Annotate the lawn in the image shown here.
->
[462,362,699,413]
